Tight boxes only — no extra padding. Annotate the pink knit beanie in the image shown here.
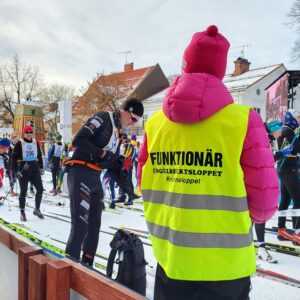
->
[182,25,230,80]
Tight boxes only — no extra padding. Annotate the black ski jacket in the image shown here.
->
[12,138,43,171]
[276,126,300,170]
[72,110,122,164]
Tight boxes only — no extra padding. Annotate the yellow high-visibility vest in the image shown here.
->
[141,104,256,281]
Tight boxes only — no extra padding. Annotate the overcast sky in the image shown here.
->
[0,0,297,93]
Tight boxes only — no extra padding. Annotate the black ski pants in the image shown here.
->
[50,157,61,189]
[254,223,266,243]
[18,167,43,210]
[119,167,134,197]
[278,167,300,229]
[154,264,251,300]
[66,165,103,260]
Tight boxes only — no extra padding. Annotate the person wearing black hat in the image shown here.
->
[65,98,144,266]
[48,134,64,194]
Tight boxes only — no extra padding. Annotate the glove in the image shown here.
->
[274,151,283,161]
[40,168,45,175]
[2,153,9,164]
[99,151,118,169]
[281,147,293,156]
[107,156,125,171]
[120,168,128,178]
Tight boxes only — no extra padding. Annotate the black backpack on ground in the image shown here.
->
[106,229,147,296]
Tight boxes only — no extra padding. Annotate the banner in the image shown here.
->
[266,73,288,121]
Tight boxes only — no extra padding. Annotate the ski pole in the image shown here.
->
[276,208,300,217]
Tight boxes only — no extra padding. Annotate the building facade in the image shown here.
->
[142,58,288,129]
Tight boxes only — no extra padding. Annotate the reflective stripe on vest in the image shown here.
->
[147,221,253,248]
[141,104,256,281]
[143,190,248,211]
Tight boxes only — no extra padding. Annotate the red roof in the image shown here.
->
[72,66,154,114]
[102,66,154,88]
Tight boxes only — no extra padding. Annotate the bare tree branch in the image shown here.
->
[0,54,44,126]
[287,0,300,61]
[41,82,76,141]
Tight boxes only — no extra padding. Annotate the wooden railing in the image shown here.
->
[0,225,145,300]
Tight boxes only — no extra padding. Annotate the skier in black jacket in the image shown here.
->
[12,125,44,221]
[275,109,300,245]
[65,98,144,266]
[48,134,64,193]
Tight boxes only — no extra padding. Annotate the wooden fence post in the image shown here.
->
[46,260,71,300]
[18,246,43,300]
[28,254,50,300]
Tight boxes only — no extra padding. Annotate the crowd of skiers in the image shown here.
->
[1,24,300,300]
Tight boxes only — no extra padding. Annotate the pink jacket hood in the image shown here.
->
[163,73,234,123]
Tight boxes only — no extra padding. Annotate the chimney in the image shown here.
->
[124,63,134,72]
[233,57,251,76]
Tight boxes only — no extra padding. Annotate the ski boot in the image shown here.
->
[82,253,94,267]
[109,201,116,209]
[49,188,56,193]
[33,208,44,219]
[292,233,300,246]
[257,246,278,263]
[277,228,293,241]
[10,188,14,197]
[20,210,27,222]
[131,193,140,200]
[53,188,62,196]
[124,193,140,206]
[124,199,133,206]
[115,194,126,203]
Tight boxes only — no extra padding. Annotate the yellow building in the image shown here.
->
[13,103,45,141]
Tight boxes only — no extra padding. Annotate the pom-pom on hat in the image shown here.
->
[23,125,33,133]
[182,25,230,80]
[0,138,11,150]
[131,134,137,141]
[122,98,144,117]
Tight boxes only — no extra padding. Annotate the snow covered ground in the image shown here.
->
[0,171,299,300]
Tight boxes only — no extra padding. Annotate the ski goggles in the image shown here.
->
[130,112,140,123]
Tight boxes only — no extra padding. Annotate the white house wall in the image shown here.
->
[143,65,287,123]
[142,98,164,120]
[240,65,286,121]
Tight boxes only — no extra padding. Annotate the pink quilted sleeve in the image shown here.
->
[137,133,148,187]
[240,110,279,223]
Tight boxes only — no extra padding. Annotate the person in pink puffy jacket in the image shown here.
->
[138,25,279,300]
